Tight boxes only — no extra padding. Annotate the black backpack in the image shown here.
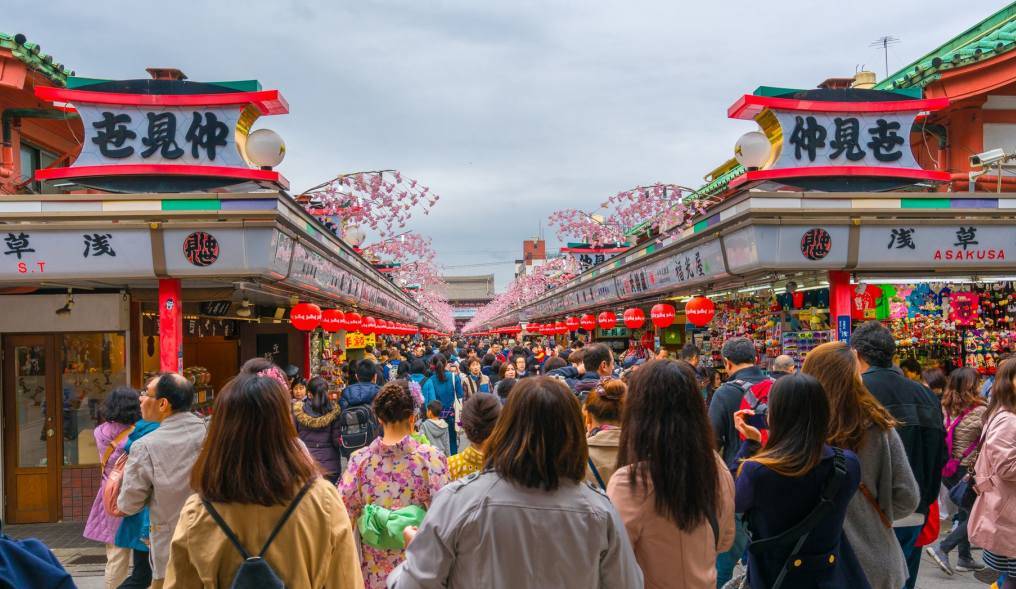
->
[200,478,316,589]
[339,404,380,455]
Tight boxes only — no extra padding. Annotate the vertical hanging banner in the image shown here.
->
[158,278,183,373]
[35,76,289,193]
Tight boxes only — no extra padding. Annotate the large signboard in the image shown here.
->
[614,240,726,298]
[0,228,154,279]
[857,225,1010,269]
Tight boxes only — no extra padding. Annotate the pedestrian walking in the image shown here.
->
[420,401,451,456]
[83,387,140,589]
[163,372,362,588]
[802,342,919,589]
[574,343,614,400]
[851,321,947,589]
[388,377,644,588]
[421,354,464,454]
[584,379,625,489]
[116,374,207,589]
[926,366,988,574]
[339,360,383,457]
[112,413,159,589]
[731,374,869,589]
[709,336,769,586]
[448,393,501,481]
[968,358,1016,589]
[293,376,343,483]
[339,381,449,589]
[609,360,735,589]
[462,357,491,396]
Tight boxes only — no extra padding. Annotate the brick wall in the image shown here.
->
[62,468,101,522]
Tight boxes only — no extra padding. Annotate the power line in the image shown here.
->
[870,35,901,79]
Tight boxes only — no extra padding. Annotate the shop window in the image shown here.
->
[18,142,62,193]
[60,333,128,466]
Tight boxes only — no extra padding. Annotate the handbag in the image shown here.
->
[100,426,135,518]
[949,474,977,510]
[942,407,978,479]
[724,449,848,589]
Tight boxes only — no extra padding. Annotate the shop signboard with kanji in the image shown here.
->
[345,332,376,350]
[614,240,726,298]
[1,229,153,279]
[857,225,1010,269]
[724,225,850,273]
[34,77,289,192]
[727,89,950,191]
[163,228,275,276]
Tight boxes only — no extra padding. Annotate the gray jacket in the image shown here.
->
[117,411,207,579]
[387,471,644,589]
[842,426,920,589]
[420,418,451,456]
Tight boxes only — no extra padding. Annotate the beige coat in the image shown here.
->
[607,454,736,589]
[164,478,363,589]
[117,411,207,579]
[585,426,620,488]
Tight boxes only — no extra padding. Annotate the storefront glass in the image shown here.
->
[15,344,48,468]
[60,333,127,466]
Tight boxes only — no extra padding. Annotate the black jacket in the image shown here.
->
[861,366,947,515]
[708,366,769,464]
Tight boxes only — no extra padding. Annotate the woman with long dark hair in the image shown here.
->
[389,377,642,587]
[293,376,343,483]
[164,373,361,588]
[802,342,918,589]
[84,387,142,588]
[609,360,734,588]
[422,354,464,454]
[732,373,868,588]
[926,366,987,574]
[968,358,1016,588]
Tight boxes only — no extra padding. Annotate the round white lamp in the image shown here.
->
[343,225,367,247]
[734,131,772,169]
[245,129,286,169]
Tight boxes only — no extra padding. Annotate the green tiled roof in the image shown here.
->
[875,3,1016,90]
[0,33,73,86]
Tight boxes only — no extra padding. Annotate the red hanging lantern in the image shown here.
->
[651,303,676,328]
[321,309,345,332]
[345,312,362,332]
[555,321,567,335]
[290,302,322,331]
[565,316,580,332]
[579,314,597,331]
[685,296,716,327]
[623,308,646,329]
[598,311,617,330]
[376,319,389,335]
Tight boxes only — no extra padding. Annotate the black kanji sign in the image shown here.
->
[800,228,832,261]
[182,231,220,267]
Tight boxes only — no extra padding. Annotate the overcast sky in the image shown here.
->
[8,0,1005,288]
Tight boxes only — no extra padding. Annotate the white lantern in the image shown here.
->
[734,131,771,169]
[343,225,367,247]
[245,129,286,168]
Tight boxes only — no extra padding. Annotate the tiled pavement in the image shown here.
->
[2,522,1001,587]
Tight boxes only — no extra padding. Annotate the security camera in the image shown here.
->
[970,148,1008,167]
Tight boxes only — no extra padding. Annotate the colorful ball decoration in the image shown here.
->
[565,316,580,331]
[290,302,322,331]
[623,308,646,329]
[345,312,362,332]
[650,303,676,328]
[598,311,617,330]
[685,296,716,327]
[580,314,597,331]
[321,309,345,332]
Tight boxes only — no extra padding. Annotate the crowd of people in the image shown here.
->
[78,321,1016,588]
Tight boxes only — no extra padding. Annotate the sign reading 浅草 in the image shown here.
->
[858,225,1008,267]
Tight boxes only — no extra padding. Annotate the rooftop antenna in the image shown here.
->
[870,35,901,79]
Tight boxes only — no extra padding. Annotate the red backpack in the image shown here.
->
[734,378,774,445]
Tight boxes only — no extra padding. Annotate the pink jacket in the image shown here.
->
[968,409,1016,557]
[83,421,131,544]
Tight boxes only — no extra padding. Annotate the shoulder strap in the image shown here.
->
[201,477,317,561]
[588,458,607,490]
[257,477,316,557]
[101,426,134,471]
[751,449,848,589]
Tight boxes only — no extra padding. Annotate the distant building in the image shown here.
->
[441,274,496,331]
[515,238,547,277]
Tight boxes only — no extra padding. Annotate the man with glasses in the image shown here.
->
[117,373,207,589]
